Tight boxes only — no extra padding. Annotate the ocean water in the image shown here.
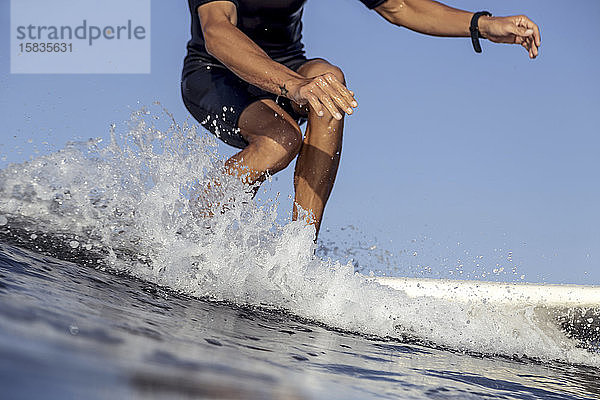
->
[1,108,599,399]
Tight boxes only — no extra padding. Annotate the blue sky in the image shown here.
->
[1,0,599,284]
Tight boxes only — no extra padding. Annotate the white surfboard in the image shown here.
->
[371,276,600,341]
[371,276,600,307]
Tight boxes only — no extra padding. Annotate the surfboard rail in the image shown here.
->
[371,276,600,307]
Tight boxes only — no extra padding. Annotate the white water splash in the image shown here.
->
[0,106,597,367]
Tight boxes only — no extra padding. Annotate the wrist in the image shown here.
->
[282,76,306,99]
[477,15,493,39]
[469,11,492,53]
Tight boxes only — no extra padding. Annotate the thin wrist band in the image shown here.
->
[470,11,492,53]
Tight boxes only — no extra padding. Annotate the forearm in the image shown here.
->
[203,22,304,97]
[377,0,476,37]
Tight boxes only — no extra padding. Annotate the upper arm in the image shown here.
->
[197,0,238,55]
[197,1,238,32]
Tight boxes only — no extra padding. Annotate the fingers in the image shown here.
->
[302,73,358,120]
[518,36,535,59]
[523,16,541,47]
[526,19,540,57]
[315,78,344,119]
[528,36,538,58]
[528,38,534,59]
[326,74,358,108]
[313,84,342,120]
[515,15,540,58]
[317,74,356,117]
[317,80,351,117]
[520,33,537,58]
[305,92,324,117]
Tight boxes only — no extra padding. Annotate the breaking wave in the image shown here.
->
[1,105,598,367]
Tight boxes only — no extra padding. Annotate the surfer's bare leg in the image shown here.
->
[292,59,345,236]
[225,99,302,184]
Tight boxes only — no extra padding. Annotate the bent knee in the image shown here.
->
[276,126,303,157]
[303,59,346,84]
[324,65,345,84]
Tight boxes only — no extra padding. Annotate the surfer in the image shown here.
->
[181,0,541,237]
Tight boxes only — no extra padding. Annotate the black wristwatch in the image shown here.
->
[470,11,492,53]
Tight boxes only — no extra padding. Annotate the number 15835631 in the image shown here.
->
[19,42,73,53]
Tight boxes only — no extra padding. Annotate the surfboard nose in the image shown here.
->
[373,276,600,350]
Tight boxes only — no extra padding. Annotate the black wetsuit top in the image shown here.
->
[183,0,387,77]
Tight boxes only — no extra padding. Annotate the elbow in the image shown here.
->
[377,0,408,27]
[202,23,226,57]
[204,39,218,58]
[388,11,408,28]
[388,15,404,27]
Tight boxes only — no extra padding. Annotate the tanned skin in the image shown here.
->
[196,0,541,237]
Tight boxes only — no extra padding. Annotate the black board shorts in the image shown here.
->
[181,57,308,149]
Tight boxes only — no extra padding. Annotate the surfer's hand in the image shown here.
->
[478,15,541,59]
[288,74,357,121]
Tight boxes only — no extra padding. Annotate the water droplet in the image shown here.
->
[69,325,79,335]
[30,234,38,240]
[0,215,7,226]
[69,240,79,248]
